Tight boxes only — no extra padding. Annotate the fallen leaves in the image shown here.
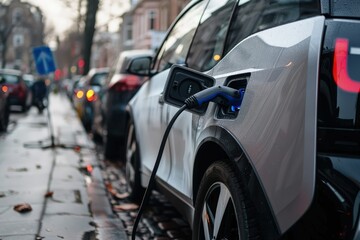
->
[13,203,32,213]
[105,182,129,200]
[113,203,139,211]
[44,191,54,198]
[74,145,81,153]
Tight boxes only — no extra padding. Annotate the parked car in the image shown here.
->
[125,0,360,239]
[91,50,153,160]
[73,68,109,131]
[22,74,35,88]
[0,69,32,112]
[0,76,10,131]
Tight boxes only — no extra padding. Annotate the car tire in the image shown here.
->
[0,104,9,131]
[82,106,93,132]
[21,102,27,112]
[91,128,103,143]
[125,120,144,202]
[193,161,260,240]
[104,134,121,160]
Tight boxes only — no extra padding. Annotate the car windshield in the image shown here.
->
[0,73,20,84]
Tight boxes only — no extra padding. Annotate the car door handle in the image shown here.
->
[158,93,165,104]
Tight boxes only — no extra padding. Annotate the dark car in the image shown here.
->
[125,0,360,239]
[0,69,32,112]
[0,77,10,131]
[74,68,109,131]
[91,50,153,160]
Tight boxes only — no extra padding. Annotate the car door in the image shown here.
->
[166,0,238,197]
[133,0,208,182]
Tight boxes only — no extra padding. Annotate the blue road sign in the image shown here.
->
[32,46,56,75]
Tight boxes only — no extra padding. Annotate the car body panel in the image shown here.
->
[207,16,324,232]
[131,16,324,233]
[131,69,173,182]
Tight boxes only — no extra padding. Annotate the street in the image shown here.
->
[0,92,190,240]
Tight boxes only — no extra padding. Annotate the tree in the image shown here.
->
[0,23,14,68]
[82,0,100,75]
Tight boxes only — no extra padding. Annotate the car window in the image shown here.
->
[187,0,237,72]
[90,72,108,86]
[115,54,126,74]
[224,0,320,54]
[155,1,208,72]
[0,73,20,84]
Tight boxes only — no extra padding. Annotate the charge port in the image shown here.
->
[217,75,248,119]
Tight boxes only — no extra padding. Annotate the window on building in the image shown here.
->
[125,20,132,42]
[13,34,24,47]
[12,8,22,25]
[149,10,156,30]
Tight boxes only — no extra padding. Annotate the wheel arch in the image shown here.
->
[193,125,281,239]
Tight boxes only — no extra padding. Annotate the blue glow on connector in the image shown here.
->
[231,105,240,112]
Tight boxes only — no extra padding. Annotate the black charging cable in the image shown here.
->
[131,104,187,239]
[131,85,244,239]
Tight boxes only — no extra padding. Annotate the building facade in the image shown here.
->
[91,31,121,69]
[0,0,44,72]
[119,0,189,52]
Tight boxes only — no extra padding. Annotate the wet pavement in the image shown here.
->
[97,156,192,240]
[0,92,191,240]
[0,93,126,240]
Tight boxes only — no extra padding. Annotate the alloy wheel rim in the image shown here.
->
[200,182,240,240]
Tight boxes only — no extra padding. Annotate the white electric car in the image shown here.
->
[124,0,360,239]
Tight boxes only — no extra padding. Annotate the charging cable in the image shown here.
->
[131,85,244,239]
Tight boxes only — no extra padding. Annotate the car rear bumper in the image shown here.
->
[8,96,25,106]
[106,103,128,138]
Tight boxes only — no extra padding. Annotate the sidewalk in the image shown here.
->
[0,93,127,239]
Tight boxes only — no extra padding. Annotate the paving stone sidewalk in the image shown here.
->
[0,93,127,240]
[96,153,192,240]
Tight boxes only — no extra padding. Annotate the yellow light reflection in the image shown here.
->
[76,90,84,99]
[71,66,77,73]
[213,54,221,61]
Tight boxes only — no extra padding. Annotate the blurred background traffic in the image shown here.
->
[0,0,190,160]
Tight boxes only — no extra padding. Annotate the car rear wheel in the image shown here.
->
[0,104,9,131]
[104,134,121,159]
[193,161,260,240]
[125,120,144,202]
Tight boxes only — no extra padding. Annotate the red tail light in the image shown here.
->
[111,75,141,92]
[333,38,360,93]
[1,85,8,93]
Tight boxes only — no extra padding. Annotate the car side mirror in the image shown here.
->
[164,65,215,115]
[127,56,153,76]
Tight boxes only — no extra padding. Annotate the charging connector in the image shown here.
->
[185,85,244,109]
